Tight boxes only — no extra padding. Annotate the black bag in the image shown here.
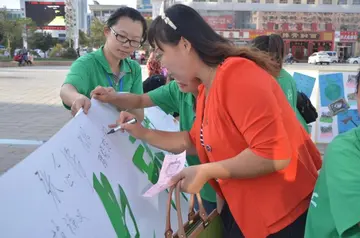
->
[297,92,318,124]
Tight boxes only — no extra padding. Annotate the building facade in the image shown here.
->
[89,3,152,23]
[0,8,24,20]
[178,0,360,59]
[77,0,88,32]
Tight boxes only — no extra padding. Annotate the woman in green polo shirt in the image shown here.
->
[252,34,309,133]
[90,79,218,214]
[305,72,360,238]
[60,7,147,120]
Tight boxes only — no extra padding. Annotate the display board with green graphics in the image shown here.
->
[0,99,188,238]
[286,69,359,144]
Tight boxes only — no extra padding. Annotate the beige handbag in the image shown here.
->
[165,182,223,238]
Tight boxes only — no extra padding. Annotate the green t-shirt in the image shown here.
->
[305,126,360,238]
[277,69,309,133]
[63,46,143,109]
[148,81,216,203]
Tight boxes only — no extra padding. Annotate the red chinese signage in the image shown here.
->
[203,15,234,29]
[216,29,334,42]
[340,31,358,42]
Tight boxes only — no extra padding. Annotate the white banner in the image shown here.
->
[0,99,188,238]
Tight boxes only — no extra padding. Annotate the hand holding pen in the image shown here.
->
[108,111,148,139]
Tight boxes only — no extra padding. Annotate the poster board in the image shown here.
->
[0,100,188,238]
[316,71,359,143]
[287,69,359,144]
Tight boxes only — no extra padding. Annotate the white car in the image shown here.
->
[308,52,331,65]
[319,51,339,63]
[347,56,360,64]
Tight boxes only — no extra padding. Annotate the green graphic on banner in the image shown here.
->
[93,173,140,238]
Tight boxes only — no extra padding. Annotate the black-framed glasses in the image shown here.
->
[110,27,141,48]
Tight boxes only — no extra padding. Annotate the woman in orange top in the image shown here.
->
[112,4,322,238]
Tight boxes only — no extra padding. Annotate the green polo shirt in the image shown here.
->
[148,81,216,203]
[277,69,309,133]
[305,126,360,238]
[63,46,143,109]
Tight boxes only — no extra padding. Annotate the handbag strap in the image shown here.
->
[165,182,210,238]
[188,193,209,223]
[165,183,186,237]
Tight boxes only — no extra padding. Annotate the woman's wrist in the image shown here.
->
[202,160,231,180]
[201,162,219,180]
[140,127,152,141]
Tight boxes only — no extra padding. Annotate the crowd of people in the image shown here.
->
[59,5,360,238]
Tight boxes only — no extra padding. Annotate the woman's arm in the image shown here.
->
[60,84,83,108]
[142,129,197,155]
[114,111,197,155]
[204,148,290,180]
[91,87,155,109]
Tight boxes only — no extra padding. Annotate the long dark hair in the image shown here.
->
[252,34,285,68]
[148,4,279,77]
[106,7,148,44]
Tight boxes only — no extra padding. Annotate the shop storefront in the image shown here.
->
[334,31,358,61]
[215,30,334,59]
[281,31,334,60]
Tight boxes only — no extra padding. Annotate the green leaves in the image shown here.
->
[93,173,140,238]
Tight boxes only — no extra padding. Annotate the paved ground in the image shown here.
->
[0,63,358,175]
[0,66,149,175]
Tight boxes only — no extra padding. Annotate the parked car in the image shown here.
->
[320,51,339,63]
[347,56,360,64]
[308,52,331,65]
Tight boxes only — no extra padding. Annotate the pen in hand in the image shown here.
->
[107,118,137,135]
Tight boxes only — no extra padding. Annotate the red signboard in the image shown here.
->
[203,15,234,29]
[340,31,358,42]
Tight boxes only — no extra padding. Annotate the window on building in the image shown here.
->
[194,0,206,2]
[338,0,347,4]
[322,0,332,3]
[293,0,301,3]
[252,0,260,3]
[353,0,360,4]
[279,0,288,3]
[266,0,274,3]
[224,0,232,2]
[238,0,247,2]
[307,0,315,3]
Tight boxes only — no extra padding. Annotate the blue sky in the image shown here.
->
[2,0,136,10]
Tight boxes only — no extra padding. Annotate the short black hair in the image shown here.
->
[356,71,360,94]
[143,74,166,93]
[106,7,148,44]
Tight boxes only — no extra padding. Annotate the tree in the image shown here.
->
[89,18,105,48]
[0,9,35,56]
[28,32,54,57]
[79,29,89,46]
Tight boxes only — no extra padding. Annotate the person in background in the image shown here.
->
[76,47,80,58]
[252,34,309,133]
[22,47,28,63]
[109,4,322,238]
[305,72,360,238]
[91,78,217,215]
[142,74,166,93]
[60,7,147,121]
[146,51,163,77]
